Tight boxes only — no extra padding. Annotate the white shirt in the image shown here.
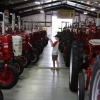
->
[52,41,59,55]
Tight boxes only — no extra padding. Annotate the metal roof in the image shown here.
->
[0,0,100,17]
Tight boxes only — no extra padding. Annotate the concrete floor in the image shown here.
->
[2,42,89,100]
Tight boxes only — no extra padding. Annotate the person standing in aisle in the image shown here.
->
[49,33,60,70]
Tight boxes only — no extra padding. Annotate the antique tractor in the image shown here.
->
[24,30,39,64]
[5,29,24,74]
[6,28,31,68]
[0,34,19,89]
[69,17,100,100]
[58,28,74,67]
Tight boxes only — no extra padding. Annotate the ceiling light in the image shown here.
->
[83,11,87,14]
[95,2,98,4]
[86,1,90,4]
[35,1,40,4]
[10,13,12,15]
[40,10,44,13]
[24,0,27,1]
[38,6,42,9]
[99,4,100,6]
[91,8,96,11]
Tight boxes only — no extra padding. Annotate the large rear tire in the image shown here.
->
[89,54,100,100]
[0,64,19,89]
[69,40,83,92]
[64,33,74,67]
[0,90,3,100]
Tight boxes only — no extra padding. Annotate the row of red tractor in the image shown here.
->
[59,17,100,100]
[0,27,48,100]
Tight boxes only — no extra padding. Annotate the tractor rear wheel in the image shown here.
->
[64,33,74,67]
[0,64,19,89]
[0,90,3,100]
[89,54,100,100]
[69,40,83,92]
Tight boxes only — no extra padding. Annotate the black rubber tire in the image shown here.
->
[31,50,39,64]
[64,35,74,67]
[89,54,100,100]
[13,59,24,76]
[37,44,43,54]
[0,90,3,100]
[69,40,83,92]
[0,64,19,89]
[78,72,85,100]
[41,38,48,46]
[19,53,31,68]
[33,44,43,55]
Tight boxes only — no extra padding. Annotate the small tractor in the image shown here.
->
[0,34,19,89]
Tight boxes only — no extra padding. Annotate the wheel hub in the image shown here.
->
[20,56,27,66]
[0,69,13,85]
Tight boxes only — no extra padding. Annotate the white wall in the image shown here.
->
[73,14,89,22]
[73,14,97,23]
[22,13,52,35]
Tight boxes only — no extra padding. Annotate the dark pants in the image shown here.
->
[52,55,58,61]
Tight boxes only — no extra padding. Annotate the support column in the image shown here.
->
[2,13,5,34]
[96,12,100,26]
[18,16,21,30]
[22,20,24,30]
[12,13,15,31]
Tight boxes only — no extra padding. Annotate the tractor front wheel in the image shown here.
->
[31,51,39,64]
[0,64,19,89]
[19,53,31,68]
[13,59,24,76]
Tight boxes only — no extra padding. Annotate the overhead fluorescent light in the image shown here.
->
[40,10,44,13]
[38,6,42,9]
[10,13,13,15]
[86,1,90,4]
[84,11,87,14]
[91,8,96,11]
[35,1,40,4]
[95,2,98,4]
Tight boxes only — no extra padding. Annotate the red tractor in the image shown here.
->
[24,30,39,64]
[0,34,19,89]
[69,17,100,100]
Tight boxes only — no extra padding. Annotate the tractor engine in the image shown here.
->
[0,34,13,60]
[12,36,22,56]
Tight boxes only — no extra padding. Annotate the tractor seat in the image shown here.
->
[89,39,100,45]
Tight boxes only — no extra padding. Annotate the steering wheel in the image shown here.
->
[85,17,95,26]
[79,21,86,27]
[72,22,79,28]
